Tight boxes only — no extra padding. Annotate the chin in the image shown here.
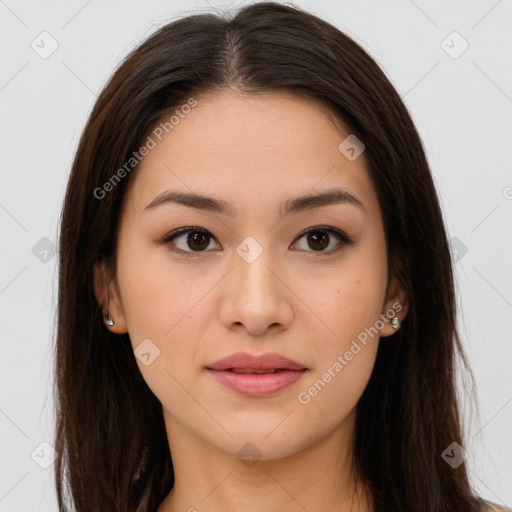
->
[204,424,319,464]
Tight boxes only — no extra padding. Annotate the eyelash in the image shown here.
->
[160,226,353,258]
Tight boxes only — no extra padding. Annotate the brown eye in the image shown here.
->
[162,227,220,257]
[306,231,330,251]
[291,227,352,256]
[185,231,211,251]
[161,225,352,259]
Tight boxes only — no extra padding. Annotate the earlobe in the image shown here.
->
[92,259,128,334]
[380,277,409,338]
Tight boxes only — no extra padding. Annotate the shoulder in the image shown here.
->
[482,500,512,512]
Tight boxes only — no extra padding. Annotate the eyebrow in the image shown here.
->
[143,188,365,217]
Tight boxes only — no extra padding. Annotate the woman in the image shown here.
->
[54,2,509,511]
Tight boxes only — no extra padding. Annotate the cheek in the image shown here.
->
[294,244,387,409]
[116,233,245,387]
[311,254,388,350]
[294,281,384,437]
[116,235,209,338]
[115,245,206,405]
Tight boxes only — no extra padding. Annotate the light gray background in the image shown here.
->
[0,0,511,510]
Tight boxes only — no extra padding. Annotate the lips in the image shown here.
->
[206,352,307,397]
[207,352,306,372]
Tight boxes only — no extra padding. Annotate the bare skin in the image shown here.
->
[94,89,409,512]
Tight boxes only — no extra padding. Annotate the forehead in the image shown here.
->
[124,90,379,220]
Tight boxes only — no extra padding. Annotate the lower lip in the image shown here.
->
[207,369,307,397]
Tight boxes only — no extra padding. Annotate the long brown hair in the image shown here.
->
[54,2,487,511]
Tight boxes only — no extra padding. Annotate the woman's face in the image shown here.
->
[94,90,407,462]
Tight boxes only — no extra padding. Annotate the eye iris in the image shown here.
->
[188,231,210,251]
[308,231,329,251]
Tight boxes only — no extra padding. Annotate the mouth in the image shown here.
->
[206,352,308,397]
[207,351,307,372]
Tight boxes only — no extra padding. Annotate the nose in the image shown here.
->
[219,248,293,337]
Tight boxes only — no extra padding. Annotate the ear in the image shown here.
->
[93,259,128,334]
[379,274,409,338]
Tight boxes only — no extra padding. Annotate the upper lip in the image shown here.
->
[207,352,307,371]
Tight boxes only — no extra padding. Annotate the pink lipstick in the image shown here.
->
[206,352,307,397]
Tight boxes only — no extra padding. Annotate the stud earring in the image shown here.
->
[391,316,401,330]
[103,310,115,327]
